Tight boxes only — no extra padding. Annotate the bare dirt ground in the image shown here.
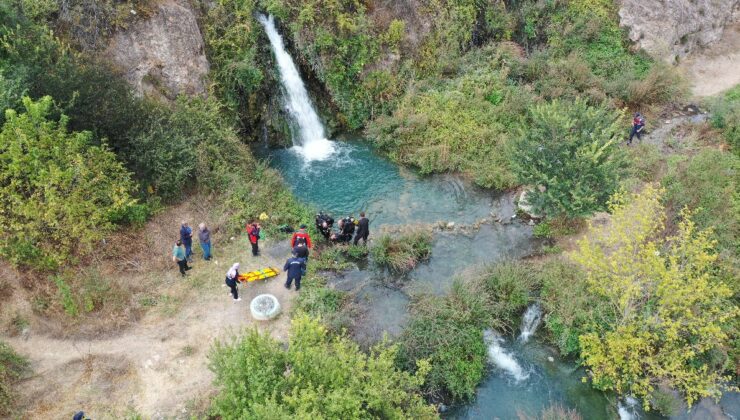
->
[1,204,299,419]
[681,21,740,97]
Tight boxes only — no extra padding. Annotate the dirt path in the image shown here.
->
[4,239,298,419]
[681,21,740,97]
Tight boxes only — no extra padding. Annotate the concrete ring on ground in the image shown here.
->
[250,294,281,320]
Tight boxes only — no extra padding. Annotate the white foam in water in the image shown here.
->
[484,330,529,381]
[519,304,542,343]
[258,15,335,161]
[618,396,640,420]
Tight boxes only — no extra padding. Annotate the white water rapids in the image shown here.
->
[518,304,542,343]
[484,330,529,381]
[258,14,335,161]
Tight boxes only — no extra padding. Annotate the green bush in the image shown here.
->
[0,341,29,416]
[397,281,489,403]
[476,261,540,332]
[293,274,350,333]
[710,84,740,153]
[511,98,625,219]
[0,97,137,269]
[663,149,740,267]
[540,260,608,356]
[370,228,433,273]
[208,316,437,418]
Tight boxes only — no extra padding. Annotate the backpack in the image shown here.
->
[294,234,307,246]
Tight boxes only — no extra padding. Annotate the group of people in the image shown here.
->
[173,211,369,302]
[315,211,369,245]
[172,221,212,277]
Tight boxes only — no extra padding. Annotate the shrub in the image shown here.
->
[208,316,437,418]
[663,149,740,266]
[476,261,540,332]
[0,97,137,269]
[573,185,737,408]
[397,280,489,403]
[0,341,29,416]
[370,228,433,273]
[540,260,606,356]
[511,98,625,219]
[710,84,740,153]
[293,274,350,333]
[369,56,521,189]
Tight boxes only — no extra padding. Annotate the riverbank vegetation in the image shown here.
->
[370,228,433,274]
[208,316,437,418]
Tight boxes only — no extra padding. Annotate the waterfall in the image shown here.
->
[618,397,639,420]
[518,304,542,343]
[484,330,529,381]
[258,14,335,161]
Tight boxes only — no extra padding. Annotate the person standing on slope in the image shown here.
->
[283,255,307,291]
[291,224,312,249]
[198,223,212,261]
[225,263,241,302]
[180,221,193,262]
[247,221,261,256]
[354,212,370,245]
[628,112,646,145]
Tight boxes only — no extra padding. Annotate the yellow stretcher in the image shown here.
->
[238,267,280,283]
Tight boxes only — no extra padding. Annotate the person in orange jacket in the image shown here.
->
[290,224,312,249]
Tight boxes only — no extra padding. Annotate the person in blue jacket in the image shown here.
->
[284,255,307,291]
[180,221,193,262]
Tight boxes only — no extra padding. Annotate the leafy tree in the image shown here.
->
[511,98,624,219]
[572,185,737,409]
[0,96,137,269]
[208,316,437,419]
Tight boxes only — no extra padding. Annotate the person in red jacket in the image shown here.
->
[291,224,312,249]
[247,222,261,256]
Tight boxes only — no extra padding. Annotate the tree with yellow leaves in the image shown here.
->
[572,184,737,409]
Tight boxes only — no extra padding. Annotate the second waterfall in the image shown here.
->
[258,14,335,161]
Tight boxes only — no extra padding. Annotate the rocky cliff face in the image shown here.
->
[619,0,740,62]
[105,0,209,99]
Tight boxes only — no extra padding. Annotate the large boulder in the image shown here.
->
[619,0,740,62]
[105,0,209,99]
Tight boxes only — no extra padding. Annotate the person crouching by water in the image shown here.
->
[315,212,334,240]
[172,240,190,277]
[225,263,241,302]
[284,255,306,291]
[247,221,261,256]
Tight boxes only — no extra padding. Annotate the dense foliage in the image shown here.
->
[511,98,624,218]
[0,97,137,269]
[710,84,740,154]
[398,261,540,403]
[208,316,437,418]
[572,185,737,409]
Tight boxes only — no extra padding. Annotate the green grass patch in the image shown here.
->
[0,341,30,416]
[370,228,433,274]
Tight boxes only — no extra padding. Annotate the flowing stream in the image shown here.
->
[258,15,739,419]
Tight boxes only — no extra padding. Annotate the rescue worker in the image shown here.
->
[628,112,645,144]
[291,224,312,249]
[180,221,193,262]
[225,263,241,302]
[284,255,306,291]
[293,242,309,260]
[354,212,369,245]
[315,212,334,240]
[247,221,261,256]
